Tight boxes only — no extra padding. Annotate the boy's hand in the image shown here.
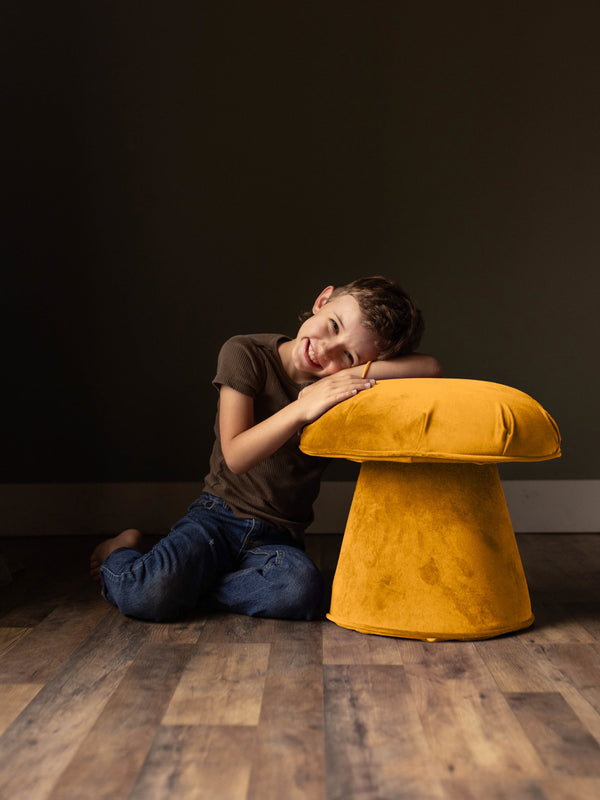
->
[219,376,375,475]
[297,373,376,424]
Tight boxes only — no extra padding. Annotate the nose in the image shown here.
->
[322,340,346,363]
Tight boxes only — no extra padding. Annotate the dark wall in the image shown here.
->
[3,1,599,483]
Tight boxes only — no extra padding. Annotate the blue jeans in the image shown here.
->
[100,493,324,621]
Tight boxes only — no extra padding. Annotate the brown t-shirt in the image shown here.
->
[202,333,330,541]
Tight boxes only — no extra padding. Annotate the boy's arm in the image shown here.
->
[220,354,442,475]
[219,372,376,475]
[347,353,443,380]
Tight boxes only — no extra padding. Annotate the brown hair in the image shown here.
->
[321,276,424,359]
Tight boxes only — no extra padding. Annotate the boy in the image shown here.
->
[90,276,442,621]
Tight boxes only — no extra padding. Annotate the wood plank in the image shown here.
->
[520,535,600,604]
[0,597,62,628]
[568,535,600,569]
[323,620,422,665]
[368,779,445,799]
[145,619,205,643]
[554,536,600,577]
[323,664,436,798]
[0,537,97,626]
[405,641,502,688]
[129,725,256,800]
[247,728,326,800]
[0,683,43,736]
[163,642,271,726]
[445,778,600,800]
[480,640,600,748]
[0,627,31,657]
[48,643,194,800]
[247,624,325,800]
[0,587,109,682]
[558,684,600,748]
[521,601,597,644]
[0,610,150,800]
[475,637,561,692]
[576,686,600,722]
[562,603,600,642]
[507,692,600,776]
[199,612,278,642]
[541,777,600,799]
[404,644,545,779]
[540,643,600,689]
[255,622,323,730]
[442,778,546,799]
[0,532,598,798]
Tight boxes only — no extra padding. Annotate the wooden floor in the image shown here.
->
[1,533,600,799]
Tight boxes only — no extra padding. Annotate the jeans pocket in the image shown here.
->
[189,493,224,513]
[245,546,283,571]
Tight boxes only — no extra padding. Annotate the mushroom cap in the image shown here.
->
[300,378,561,464]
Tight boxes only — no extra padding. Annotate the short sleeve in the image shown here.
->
[212,335,267,398]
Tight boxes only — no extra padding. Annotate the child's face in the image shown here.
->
[290,287,381,381]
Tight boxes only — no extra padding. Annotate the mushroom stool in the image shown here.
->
[300,379,561,641]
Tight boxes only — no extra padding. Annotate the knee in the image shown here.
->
[112,591,182,622]
[102,569,190,622]
[274,551,324,620]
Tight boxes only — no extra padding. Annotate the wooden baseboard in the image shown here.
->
[0,480,598,536]
[312,480,600,534]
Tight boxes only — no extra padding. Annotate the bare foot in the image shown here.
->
[90,528,143,581]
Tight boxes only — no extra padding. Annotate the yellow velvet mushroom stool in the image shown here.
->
[300,379,561,641]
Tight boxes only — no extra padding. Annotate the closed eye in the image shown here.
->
[330,318,354,364]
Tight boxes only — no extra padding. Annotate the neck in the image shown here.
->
[278,339,305,384]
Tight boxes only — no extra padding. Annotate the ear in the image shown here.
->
[312,285,335,314]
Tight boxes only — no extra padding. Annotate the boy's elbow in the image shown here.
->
[221,447,248,475]
[229,464,249,476]
[224,456,248,476]
[427,357,443,378]
[411,354,443,378]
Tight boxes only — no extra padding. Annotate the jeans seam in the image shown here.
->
[247,546,283,569]
[101,548,152,580]
[239,518,257,557]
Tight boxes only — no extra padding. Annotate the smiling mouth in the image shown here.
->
[306,341,322,368]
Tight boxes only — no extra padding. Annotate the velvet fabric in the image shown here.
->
[325,461,534,640]
[300,378,561,640]
[300,378,561,464]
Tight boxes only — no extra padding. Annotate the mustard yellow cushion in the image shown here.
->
[300,378,561,464]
